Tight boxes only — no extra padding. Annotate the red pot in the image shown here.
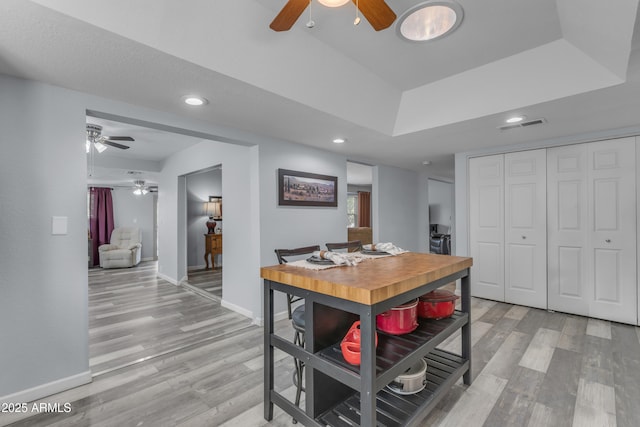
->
[376,299,419,335]
[340,321,378,365]
[418,289,459,319]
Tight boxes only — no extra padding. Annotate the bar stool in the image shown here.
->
[291,305,305,419]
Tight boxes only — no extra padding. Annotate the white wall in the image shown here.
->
[111,187,156,260]
[0,75,90,401]
[373,165,420,251]
[186,168,222,268]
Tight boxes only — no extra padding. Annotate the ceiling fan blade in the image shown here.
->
[270,0,310,31]
[102,140,130,150]
[352,0,396,31]
[106,136,135,141]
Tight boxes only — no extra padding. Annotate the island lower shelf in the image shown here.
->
[317,349,469,427]
[315,311,468,392]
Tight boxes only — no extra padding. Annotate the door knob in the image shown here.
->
[522,236,526,239]
[605,239,611,243]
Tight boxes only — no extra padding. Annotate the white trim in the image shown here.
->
[187,264,207,271]
[252,309,290,327]
[221,298,253,320]
[0,371,91,405]
[157,272,178,285]
[141,257,156,262]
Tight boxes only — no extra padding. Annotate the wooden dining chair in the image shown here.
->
[273,244,320,417]
[325,240,362,253]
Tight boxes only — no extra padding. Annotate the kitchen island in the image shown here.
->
[261,252,473,426]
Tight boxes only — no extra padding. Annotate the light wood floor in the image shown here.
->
[185,267,222,300]
[3,263,640,427]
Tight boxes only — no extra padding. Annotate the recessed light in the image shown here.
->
[397,1,464,42]
[422,160,432,165]
[333,138,346,144]
[183,95,208,106]
[506,116,525,124]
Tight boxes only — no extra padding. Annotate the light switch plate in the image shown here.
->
[52,216,68,235]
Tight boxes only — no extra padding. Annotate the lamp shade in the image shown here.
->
[205,201,222,219]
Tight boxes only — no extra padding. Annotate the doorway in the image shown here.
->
[183,166,223,300]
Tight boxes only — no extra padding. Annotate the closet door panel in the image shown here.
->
[588,138,636,324]
[548,145,589,316]
[469,155,504,301]
[505,150,547,309]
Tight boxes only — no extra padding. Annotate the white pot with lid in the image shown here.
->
[387,358,427,395]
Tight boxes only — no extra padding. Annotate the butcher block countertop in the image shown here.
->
[260,252,473,305]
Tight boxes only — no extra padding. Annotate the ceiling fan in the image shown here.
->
[270,0,396,32]
[86,123,135,153]
[132,180,157,195]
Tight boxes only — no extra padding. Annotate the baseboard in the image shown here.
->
[221,299,254,321]
[0,370,91,405]
[253,309,290,327]
[141,257,156,262]
[157,272,178,285]
[187,264,207,271]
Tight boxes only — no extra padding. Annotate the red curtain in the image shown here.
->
[89,187,114,266]
[357,191,371,227]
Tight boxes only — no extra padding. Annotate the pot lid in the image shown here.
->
[419,289,459,302]
[396,358,427,379]
[391,298,419,309]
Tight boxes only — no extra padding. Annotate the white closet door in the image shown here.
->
[504,150,547,309]
[547,144,589,316]
[469,155,504,301]
[548,138,636,324]
[588,138,636,324]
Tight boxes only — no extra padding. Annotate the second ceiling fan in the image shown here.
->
[86,123,135,153]
[270,0,396,32]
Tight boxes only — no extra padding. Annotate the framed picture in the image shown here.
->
[278,169,338,207]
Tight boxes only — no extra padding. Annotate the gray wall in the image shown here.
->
[111,187,156,260]
[373,165,420,251]
[0,73,431,402]
[186,168,222,268]
[428,179,454,234]
[0,75,90,399]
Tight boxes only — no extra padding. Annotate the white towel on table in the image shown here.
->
[362,242,408,256]
[312,250,361,266]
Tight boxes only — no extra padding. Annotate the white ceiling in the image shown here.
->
[2,0,640,181]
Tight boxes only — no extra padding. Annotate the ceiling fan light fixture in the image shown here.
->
[318,0,349,7]
[94,141,108,153]
[397,1,463,42]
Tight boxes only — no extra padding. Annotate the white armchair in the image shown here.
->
[98,227,142,269]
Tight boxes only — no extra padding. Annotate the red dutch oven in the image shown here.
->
[376,299,419,335]
[418,289,459,319]
[341,321,378,365]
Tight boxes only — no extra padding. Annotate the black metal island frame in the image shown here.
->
[261,252,473,426]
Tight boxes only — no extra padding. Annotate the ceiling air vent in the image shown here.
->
[498,118,546,131]
[127,170,143,175]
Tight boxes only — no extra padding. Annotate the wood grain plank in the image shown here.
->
[518,328,561,373]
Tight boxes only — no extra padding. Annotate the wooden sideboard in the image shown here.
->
[204,233,222,269]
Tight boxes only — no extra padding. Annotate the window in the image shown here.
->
[347,193,358,227]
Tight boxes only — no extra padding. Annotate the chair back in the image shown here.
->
[325,240,362,252]
[274,245,321,264]
[110,227,141,248]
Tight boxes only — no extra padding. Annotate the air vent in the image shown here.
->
[127,170,143,175]
[498,118,546,131]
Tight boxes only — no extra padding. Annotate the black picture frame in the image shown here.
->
[278,168,338,207]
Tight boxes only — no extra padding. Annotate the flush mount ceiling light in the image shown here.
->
[397,1,463,42]
[333,137,346,144]
[318,0,349,6]
[183,95,208,106]
[506,116,526,124]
